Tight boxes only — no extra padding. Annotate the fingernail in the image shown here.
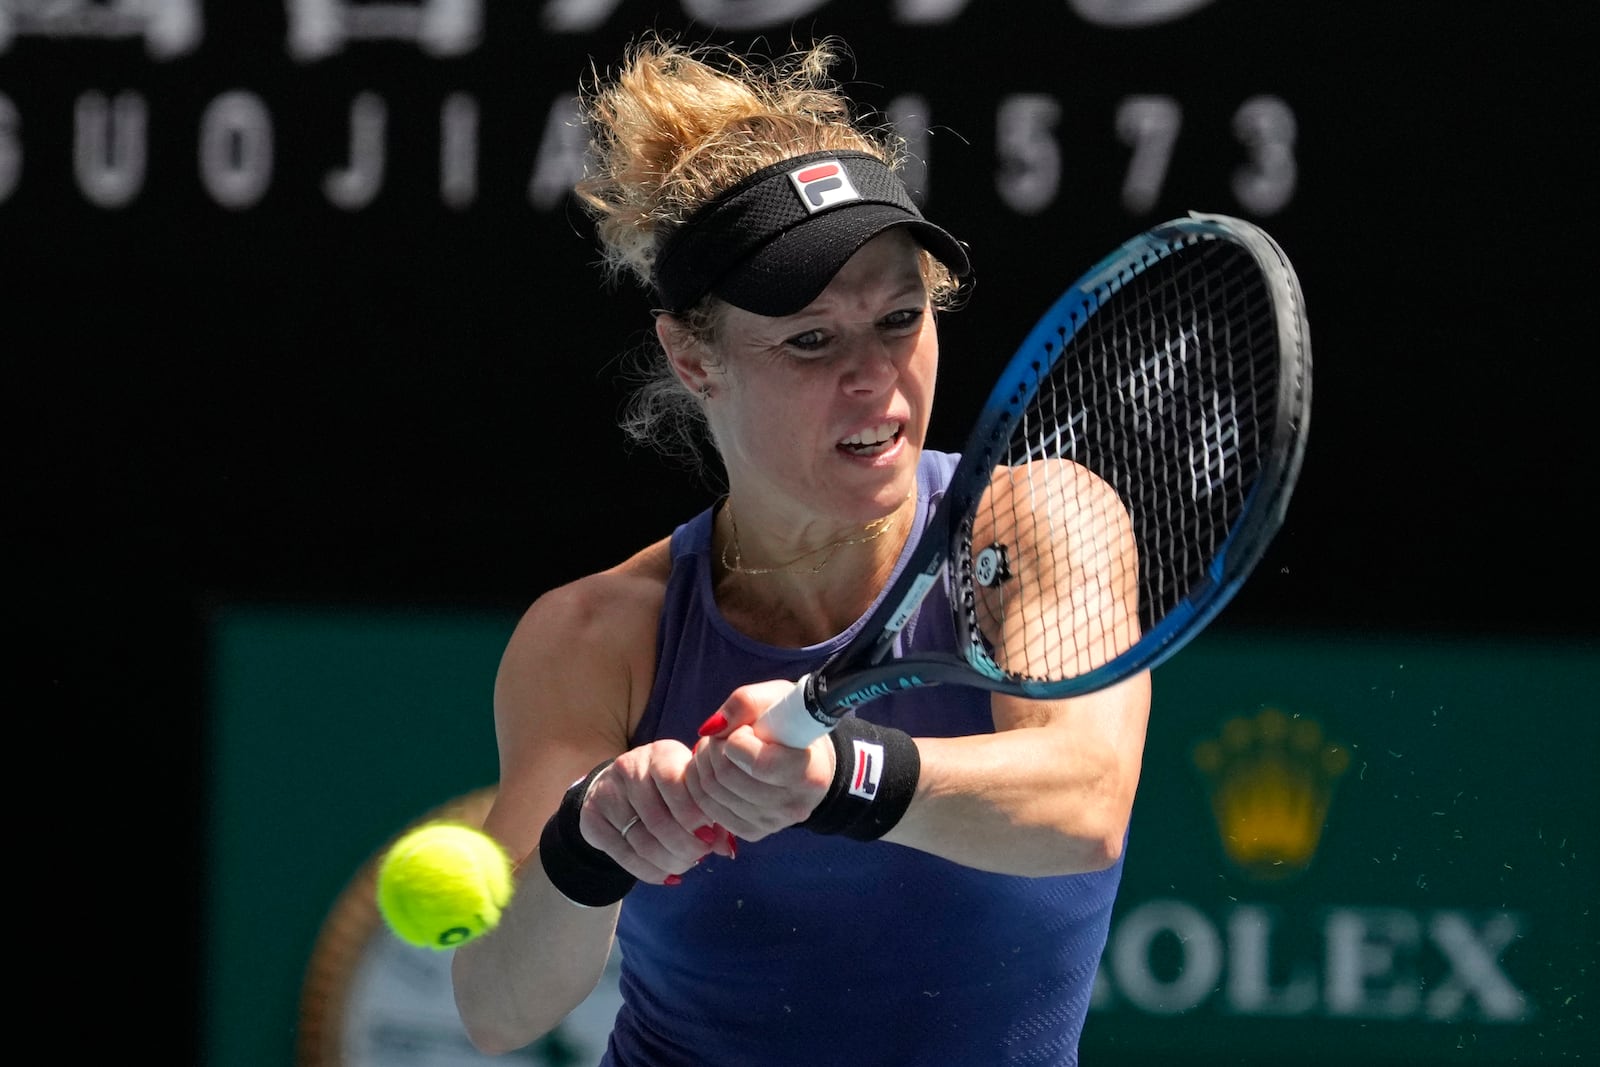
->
[697,711,728,737]
[664,874,683,886]
[728,835,739,860]
[694,825,718,845]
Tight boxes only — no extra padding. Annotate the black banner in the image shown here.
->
[11,1,1592,631]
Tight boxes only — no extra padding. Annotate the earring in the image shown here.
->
[699,384,712,400]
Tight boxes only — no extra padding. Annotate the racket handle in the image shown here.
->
[752,673,835,748]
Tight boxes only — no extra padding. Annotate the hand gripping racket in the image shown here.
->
[755,212,1311,747]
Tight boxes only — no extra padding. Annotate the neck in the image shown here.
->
[721,504,883,576]
[712,490,917,642]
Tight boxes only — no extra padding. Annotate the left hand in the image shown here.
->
[579,739,732,881]
[683,679,836,842]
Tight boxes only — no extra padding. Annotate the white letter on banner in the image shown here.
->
[1110,900,1222,1014]
[886,95,932,204]
[679,0,828,30]
[1115,94,1181,215]
[894,0,971,21]
[441,93,478,210]
[1069,0,1216,28]
[1426,911,1529,1022]
[996,94,1061,216]
[1326,907,1422,1019]
[75,92,147,209]
[1226,905,1317,1015]
[0,0,200,58]
[0,94,19,203]
[199,92,273,210]
[144,0,204,58]
[324,93,387,211]
[540,0,625,32]
[1231,95,1297,216]
[528,94,586,211]
[287,0,481,61]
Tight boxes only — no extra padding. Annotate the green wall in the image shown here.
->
[207,609,1596,1065]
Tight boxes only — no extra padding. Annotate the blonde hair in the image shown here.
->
[576,35,960,473]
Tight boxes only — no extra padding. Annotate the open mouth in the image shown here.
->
[839,421,903,457]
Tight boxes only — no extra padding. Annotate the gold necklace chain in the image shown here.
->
[720,496,905,576]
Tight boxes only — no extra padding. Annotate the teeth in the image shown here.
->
[841,422,899,447]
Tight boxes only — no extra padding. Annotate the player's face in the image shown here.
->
[708,230,938,525]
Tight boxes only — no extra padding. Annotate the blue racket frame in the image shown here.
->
[785,212,1311,729]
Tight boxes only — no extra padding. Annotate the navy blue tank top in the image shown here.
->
[605,451,1123,1066]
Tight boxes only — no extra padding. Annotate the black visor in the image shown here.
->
[651,150,971,317]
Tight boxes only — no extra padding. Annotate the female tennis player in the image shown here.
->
[451,34,1151,1066]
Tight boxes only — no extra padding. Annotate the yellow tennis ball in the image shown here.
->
[375,821,513,950]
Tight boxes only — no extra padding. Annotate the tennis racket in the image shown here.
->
[755,211,1311,747]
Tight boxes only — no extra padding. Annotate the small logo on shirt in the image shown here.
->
[847,739,885,799]
[788,159,862,213]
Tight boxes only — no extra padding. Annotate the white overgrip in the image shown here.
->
[751,673,834,748]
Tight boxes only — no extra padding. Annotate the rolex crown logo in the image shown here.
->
[1192,707,1349,882]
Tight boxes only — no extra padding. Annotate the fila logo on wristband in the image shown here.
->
[847,739,885,799]
[787,159,862,212]
[800,718,918,840]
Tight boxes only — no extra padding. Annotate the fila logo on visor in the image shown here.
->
[846,739,885,799]
[788,159,863,213]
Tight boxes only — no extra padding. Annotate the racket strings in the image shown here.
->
[969,239,1280,683]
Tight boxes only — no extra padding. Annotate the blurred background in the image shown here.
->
[8,1,1595,1063]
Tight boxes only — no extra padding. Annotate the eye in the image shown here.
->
[881,307,925,332]
[785,329,829,352]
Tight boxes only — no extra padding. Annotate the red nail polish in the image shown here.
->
[697,710,728,737]
[728,835,739,860]
[694,825,717,845]
[664,874,683,886]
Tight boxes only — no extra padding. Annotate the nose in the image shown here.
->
[840,333,900,396]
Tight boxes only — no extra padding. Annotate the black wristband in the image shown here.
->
[799,716,921,841]
[538,760,638,907]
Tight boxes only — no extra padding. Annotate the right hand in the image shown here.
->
[682,679,837,843]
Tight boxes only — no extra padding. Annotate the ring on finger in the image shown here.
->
[619,815,642,838]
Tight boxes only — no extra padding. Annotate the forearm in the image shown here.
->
[881,730,1129,875]
[688,675,1148,873]
[451,862,619,1055]
[881,678,1150,876]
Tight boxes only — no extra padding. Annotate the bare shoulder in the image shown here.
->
[497,536,673,740]
[510,537,671,641]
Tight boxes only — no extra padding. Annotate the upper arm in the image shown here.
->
[975,459,1142,687]
[984,460,1150,801]
[480,550,668,865]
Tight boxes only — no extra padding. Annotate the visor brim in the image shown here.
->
[712,205,971,317]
